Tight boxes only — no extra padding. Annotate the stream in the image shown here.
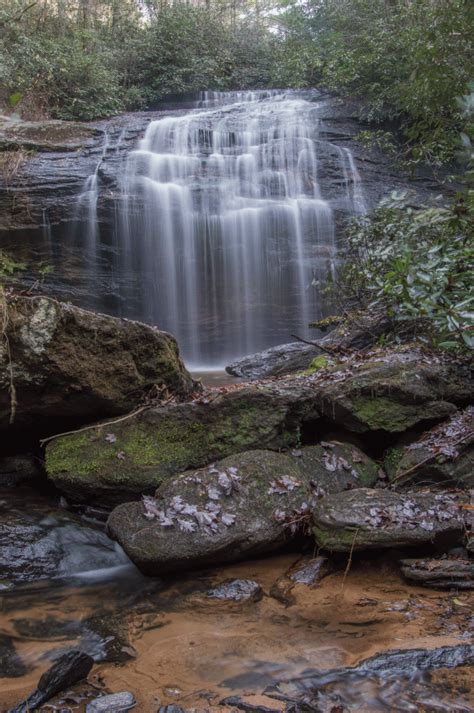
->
[1,482,473,711]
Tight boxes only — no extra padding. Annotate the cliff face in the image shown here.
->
[0,94,442,235]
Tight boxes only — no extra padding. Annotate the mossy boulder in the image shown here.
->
[309,347,472,433]
[107,445,374,575]
[312,488,468,552]
[296,441,380,489]
[0,295,194,438]
[385,407,474,488]
[46,382,321,503]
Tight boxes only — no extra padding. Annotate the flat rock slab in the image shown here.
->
[386,406,474,487]
[107,445,375,575]
[401,558,474,589]
[1,295,193,439]
[312,488,469,551]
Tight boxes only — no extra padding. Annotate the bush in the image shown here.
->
[340,192,474,353]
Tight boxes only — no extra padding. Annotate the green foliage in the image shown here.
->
[0,0,280,120]
[0,251,26,278]
[275,0,473,166]
[341,192,474,353]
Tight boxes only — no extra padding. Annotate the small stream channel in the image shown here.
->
[1,481,473,712]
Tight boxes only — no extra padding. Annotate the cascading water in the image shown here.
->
[119,90,364,368]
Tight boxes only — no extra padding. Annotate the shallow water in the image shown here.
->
[0,489,472,712]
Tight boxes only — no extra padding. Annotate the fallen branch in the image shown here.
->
[290,333,336,357]
[39,395,175,448]
[391,432,473,485]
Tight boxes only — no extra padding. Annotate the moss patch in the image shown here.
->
[352,396,421,432]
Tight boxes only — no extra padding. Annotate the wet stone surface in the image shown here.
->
[206,579,263,602]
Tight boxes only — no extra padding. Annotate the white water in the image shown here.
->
[117,90,365,367]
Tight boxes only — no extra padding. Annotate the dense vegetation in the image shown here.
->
[0,0,280,121]
[1,0,472,168]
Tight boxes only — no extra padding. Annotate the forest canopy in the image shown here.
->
[0,0,472,165]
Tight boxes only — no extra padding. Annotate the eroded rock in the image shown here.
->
[0,295,193,438]
[86,691,136,713]
[312,488,468,551]
[8,649,93,713]
[207,579,263,602]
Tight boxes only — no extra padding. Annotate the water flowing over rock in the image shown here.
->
[0,294,193,438]
[119,91,352,366]
[1,91,443,368]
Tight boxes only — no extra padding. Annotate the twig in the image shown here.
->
[39,397,174,447]
[391,432,473,485]
[290,333,336,356]
[340,527,359,593]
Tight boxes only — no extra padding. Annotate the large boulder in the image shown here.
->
[0,295,194,438]
[385,407,474,487]
[107,445,378,575]
[45,347,471,502]
[45,380,320,503]
[312,488,469,551]
[310,347,472,433]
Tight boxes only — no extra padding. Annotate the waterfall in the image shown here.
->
[119,90,365,368]
[75,131,109,252]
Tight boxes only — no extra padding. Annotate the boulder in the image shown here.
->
[311,347,472,433]
[386,407,474,487]
[0,294,194,438]
[45,347,471,501]
[312,488,468,551]
[46,380,320,503]
[107,445,376,575]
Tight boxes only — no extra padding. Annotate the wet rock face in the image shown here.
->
[385,406,474,487]
[9,649,94,713]
[107,446,375,575]
[0,488,130,584]
[312,488,469,552]
[45,346,470,503]
[0,294,193,438]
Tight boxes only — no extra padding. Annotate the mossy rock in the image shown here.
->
[46,382,321,503]
[107,445,374,575]
[312,347,472,433]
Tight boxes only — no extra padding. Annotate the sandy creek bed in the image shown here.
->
[1,548,472,712]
